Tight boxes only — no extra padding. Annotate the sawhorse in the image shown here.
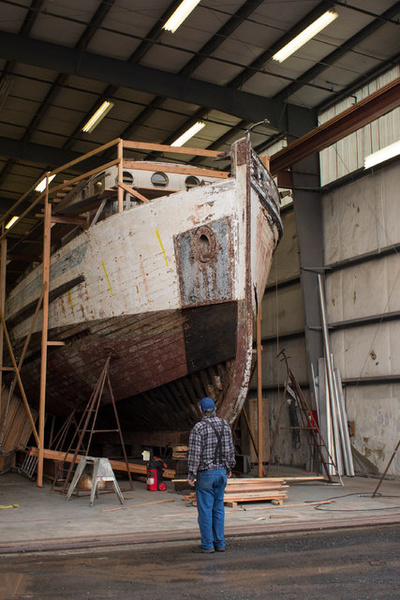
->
[66,456,124,507]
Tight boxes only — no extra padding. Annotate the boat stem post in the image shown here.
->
[38,175,52,487]
[117,139,124,213]
[256,304,264,477]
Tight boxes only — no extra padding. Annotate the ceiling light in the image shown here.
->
[5,216,19,230]
[163,0,201,33]
[82,101,114,133]
[35,173,56,193]
[272,10,339,63]
[171,122,206,147]
[364,141,400,169]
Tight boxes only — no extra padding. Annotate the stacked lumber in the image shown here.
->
[224,478,288,506]
[183,477,288,507]
[172,445,188,460]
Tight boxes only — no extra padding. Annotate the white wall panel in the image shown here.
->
[323,161,400,264]
[330,321,399,379]
[260,336,308,386]
[268,209,300,285]
[262,284,304,338]
[326,252,400,324]
[345,385,400,476]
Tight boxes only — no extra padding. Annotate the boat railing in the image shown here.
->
[0,139,229,241]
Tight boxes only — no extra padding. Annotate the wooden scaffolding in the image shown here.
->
[0,138,229,486]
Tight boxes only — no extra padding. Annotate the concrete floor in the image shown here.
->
[0,467,399,554]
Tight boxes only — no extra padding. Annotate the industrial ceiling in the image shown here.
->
[0,0,399,283]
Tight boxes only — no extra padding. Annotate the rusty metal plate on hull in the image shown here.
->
[175,217,233,307]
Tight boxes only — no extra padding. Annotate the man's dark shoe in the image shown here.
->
[214,546,225,552]
[192,546,215,553]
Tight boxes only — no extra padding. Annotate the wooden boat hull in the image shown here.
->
[5,137,282,439]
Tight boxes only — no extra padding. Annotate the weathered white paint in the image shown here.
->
[9,178,246,341]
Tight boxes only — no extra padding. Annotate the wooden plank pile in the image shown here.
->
[0,388,38,473]
[223,477,288,507]
[184,477,289,507]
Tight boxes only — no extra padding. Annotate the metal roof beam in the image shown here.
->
[0,137,103,172]
[270,76,400,174]
[0,31,311,130]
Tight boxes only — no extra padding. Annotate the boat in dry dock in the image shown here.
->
[5,136,282,446]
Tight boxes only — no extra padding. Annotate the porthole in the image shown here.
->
[122,171,134,185]
[185,175,200,189]
[151,171,169,187]
[192,226,216,263]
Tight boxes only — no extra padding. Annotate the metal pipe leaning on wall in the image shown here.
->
[316,274,355,477]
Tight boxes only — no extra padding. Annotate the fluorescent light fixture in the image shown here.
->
[163,0,201,33]
[35,173,56,193]
[272,10,338,63]
[82,100,114,133]
[5,215,19,230]
[171,121,206,147]
[364,140,400,169]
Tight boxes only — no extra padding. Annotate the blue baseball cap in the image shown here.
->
[200,397,215,412]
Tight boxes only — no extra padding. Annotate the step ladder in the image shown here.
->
[59,354,132,494]
[268,350,337,483]
[66,456,124,507]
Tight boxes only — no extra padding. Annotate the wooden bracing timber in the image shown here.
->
[28,447,175,479]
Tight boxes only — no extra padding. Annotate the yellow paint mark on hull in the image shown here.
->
[68,290,74,311]
[156,229,169,268]
[102,261,114,295]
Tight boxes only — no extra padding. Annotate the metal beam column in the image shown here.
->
[286,105,324,384]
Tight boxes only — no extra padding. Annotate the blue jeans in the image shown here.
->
[196,469,227,550]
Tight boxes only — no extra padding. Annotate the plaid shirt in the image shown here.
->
[187,415,235,482]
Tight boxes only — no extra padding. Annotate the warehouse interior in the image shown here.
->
[0,0,399,511]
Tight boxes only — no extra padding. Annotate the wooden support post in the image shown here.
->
[37,178,52,487]
[256,305,263,477]
[0,310,40,446]
[117,140,124,213]
[242,407,259,460]
[0,230,6,398]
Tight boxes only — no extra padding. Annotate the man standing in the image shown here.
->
[187,397,235,553]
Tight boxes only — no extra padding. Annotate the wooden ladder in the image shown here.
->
[268,350,336,483]
[60,355,133,494]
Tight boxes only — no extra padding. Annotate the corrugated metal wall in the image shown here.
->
[323,161,400,476]
[319,65,400,186]
[247,67,400,476]
[320,66,400,476]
